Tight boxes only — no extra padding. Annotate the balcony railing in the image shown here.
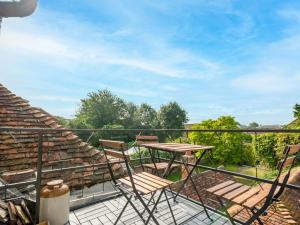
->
[0,127,300,224]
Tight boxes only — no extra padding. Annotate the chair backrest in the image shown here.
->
[247,145,300,224]
[99,139,128,160]
[273,145,300,198]
[99,139,128,184]
[99,139,137,190]
[136,135,158,145]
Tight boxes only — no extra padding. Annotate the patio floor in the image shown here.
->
[68,191,233,225]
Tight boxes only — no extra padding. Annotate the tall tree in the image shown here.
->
[77,90,127,128]
[158,102,188,137]
[122,102,140,128]
[190,116,254,165]
[248,122,259,128]
[293,104,300,119]
[138,103,159,128]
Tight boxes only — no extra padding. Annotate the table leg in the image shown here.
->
[173,150,207,201]
[181,159,211,220]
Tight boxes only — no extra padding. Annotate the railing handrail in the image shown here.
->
[1,126,300,222]
[1,157,299,192]
[1,127,300,133]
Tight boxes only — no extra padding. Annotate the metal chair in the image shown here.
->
[206,145,300,225]
[136,135,179,176]
[100,139,177,225]
[136,135,159,172]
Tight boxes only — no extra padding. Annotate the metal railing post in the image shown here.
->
[35,131,43,224]
[4,183,7,201]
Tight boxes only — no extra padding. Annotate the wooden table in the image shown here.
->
[140,143,214,177]
[140,142,214,219]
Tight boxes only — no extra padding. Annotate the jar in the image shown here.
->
[40,179,70,225]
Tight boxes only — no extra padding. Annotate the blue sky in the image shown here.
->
[1,0,300,125]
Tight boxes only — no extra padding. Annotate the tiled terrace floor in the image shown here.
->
[68,192,233,225]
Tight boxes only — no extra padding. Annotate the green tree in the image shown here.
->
[138,103,159,129]
[190,116,255,165]
[122,102,140,129]
[255,134,277,167]
[56,116,70,127]
[248,122,259,128]
[293,104,300,119]
[77,90,128,128]
[68,115,94,142]
[158,102,188,129]
[158,102,188,139]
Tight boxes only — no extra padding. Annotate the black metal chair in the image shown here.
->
[206,145,300,225]
[100,139,177,225]
[135,135,179,175]
[135,135,159,172]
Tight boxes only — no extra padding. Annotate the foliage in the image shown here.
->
[248,122,259,128]
[189,116,255,165]
[158,102,188,129]
[138,103,160,129]
[158,102,188,139]
[255,133,300,168]
[254,134,277,167]
[68,115,94,142]
[293,103,300,119]
[65,90,188,144]
[77,90,128,128]
[56,116,70,127]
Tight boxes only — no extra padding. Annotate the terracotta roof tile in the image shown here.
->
[0,83,114,188]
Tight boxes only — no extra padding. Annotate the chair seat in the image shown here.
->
[206,181,273,210]
[143,162,179,170]
[118,172,173,195]
[207,181,283,210]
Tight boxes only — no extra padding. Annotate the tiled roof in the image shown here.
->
[0,83,110,187]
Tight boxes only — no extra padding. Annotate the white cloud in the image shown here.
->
[0,9,223,80]
[278,8,300,22]
[230,8,300,94]
[231,73,300,93]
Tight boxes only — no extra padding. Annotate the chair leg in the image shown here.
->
[217,198,236,225]
[250,209,264,225]
[118,189,146,224]
[114,195,132,225]
[145,190,164,225]
[141,191,157,215]
[167,185,176,203]
[163,189,177,225]
[135,192,160,225]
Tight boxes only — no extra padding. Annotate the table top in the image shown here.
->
[140,142,214,153]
